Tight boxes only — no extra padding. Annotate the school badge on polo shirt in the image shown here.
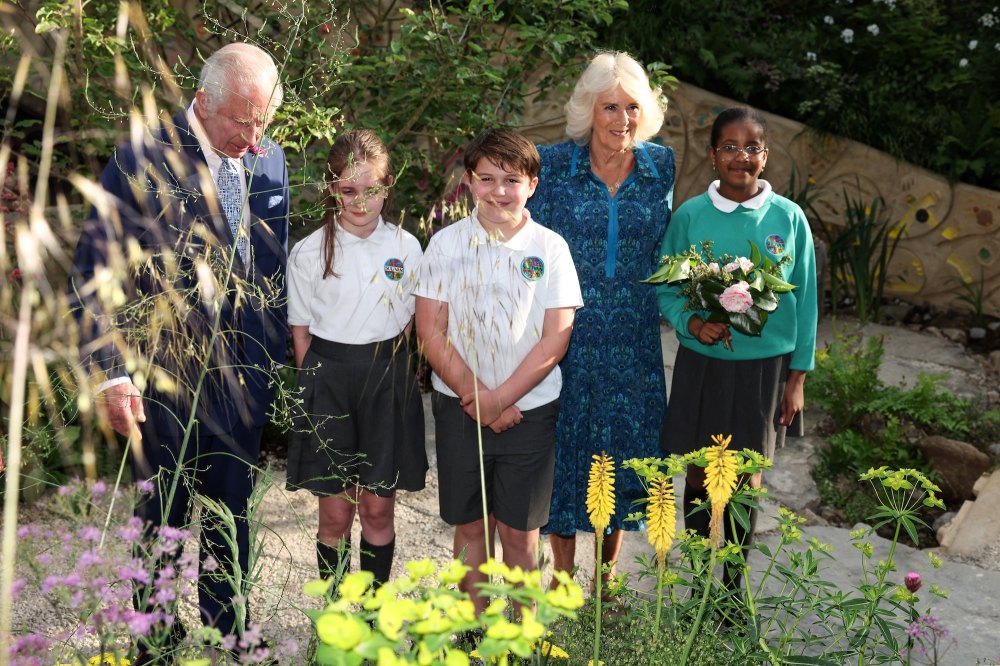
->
[384,258,404,281]
[765,234,786,257]
[520,256,544,281]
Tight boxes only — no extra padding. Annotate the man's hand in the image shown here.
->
[100,382,145,440]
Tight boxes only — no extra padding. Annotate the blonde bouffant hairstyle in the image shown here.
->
[564,52,665,146]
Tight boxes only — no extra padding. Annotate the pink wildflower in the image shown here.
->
[904,571,921,593]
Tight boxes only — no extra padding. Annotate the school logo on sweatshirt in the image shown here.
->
[765,234,786,257]
[384,258,404,281]
[521,256,545,281]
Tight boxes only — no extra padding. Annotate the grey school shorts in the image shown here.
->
[432,392,558,531]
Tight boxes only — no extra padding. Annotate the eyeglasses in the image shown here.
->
[716,144,767,159]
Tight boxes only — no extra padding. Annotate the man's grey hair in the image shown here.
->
[198,43,283,117]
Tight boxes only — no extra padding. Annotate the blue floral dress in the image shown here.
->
[530,140,675,534]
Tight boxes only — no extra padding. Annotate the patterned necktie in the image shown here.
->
[217,158,248,264]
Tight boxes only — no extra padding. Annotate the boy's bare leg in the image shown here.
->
[454,518,495,614]
[498,521,541,617]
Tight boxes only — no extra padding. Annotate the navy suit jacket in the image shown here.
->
[70,110,289,439]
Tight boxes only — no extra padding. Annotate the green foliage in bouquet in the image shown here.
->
[645,240,795,343]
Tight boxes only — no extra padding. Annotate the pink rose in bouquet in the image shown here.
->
[719,281,754,314]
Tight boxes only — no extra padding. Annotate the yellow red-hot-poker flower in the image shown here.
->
[586,452,615,532]
[646,476,677,567]
[705,434,738,547]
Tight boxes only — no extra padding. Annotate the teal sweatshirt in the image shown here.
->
[656,190,818,371]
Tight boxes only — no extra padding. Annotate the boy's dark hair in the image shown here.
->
[710,106,768,147]
[463,128,540,179]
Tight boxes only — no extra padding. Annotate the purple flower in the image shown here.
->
[76,550,102,568]
[136,478,155,494]
[152,587,176,605]
[720,281,754,314]
[202,556,220,572]
[78,526,101,542]
[90,480,107,496]
[126,610,161,636]
[117,517,143,542]
[11,578,26,598]
[904,571,921,593]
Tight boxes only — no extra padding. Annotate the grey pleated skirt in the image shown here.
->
[660,344,804,458]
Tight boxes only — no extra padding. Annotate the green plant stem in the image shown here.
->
[470,359,491,561]
[99,438,134,549]
[593,536,603,666]
[856,520,902,666]
[0,267,34,666]
[681,546,718,664]
[654,561,664,632]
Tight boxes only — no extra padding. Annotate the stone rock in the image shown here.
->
[940,328,966,344]
[924,325,942,338]
[933,511,956,534]
[915,435,991,504]
[990,350,1000,375]
[799,507,830,527]
[988,443,1000,460]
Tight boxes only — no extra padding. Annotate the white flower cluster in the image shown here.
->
[824,15,834,24]
[806,51,817,61]
[842,28,855,43]
[979,8,998,28]
[867,24,880,36]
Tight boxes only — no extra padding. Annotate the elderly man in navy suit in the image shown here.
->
[70,42,288,662]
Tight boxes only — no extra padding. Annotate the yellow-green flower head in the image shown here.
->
[520,608,546,642]
[446,598,478,624]
[441,559,472,584]
[485,597,509,616]
[316,612,370,649]
[487,617,523,641]
[444,648,471,666]
[704,434,738,546]
[407,558,437,581]
[338,571,375,603]
[480,559,509,578]
[377,646,405,666]
[378,598,418,640]
[302,578,330,598]
[546,580,585,610]
[411,613,452,635]
[646,476,677,566]
[586,452,616,532]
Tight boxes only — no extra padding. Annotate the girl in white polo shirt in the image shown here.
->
[286,129,426,588]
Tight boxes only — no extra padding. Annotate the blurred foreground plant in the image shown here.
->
[302,557,583,665]
[547,443,953,664]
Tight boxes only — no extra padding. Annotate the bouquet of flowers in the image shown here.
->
[644,240,795,350]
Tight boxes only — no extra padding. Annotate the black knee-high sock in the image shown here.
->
[684,483,711,539]
[360,536,395,588]
[317,537,351,591]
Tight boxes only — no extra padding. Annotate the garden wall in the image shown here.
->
[522,80,1000,317]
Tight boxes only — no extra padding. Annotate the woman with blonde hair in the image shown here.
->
[530,51,675,591]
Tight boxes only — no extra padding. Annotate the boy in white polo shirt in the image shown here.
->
[415,128,583,613]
